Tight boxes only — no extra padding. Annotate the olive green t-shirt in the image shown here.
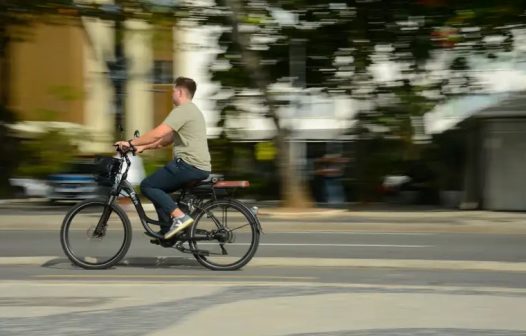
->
[162,102,211,172]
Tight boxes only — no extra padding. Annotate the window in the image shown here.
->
[153,60,173,84]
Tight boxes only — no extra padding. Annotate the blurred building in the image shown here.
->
[7,13,185,153]
[6,10,355,205]
[429,92,526,211]
[7,17,354,165]
[461,92,526,211]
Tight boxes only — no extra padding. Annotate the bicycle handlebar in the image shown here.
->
[114,144,136,156]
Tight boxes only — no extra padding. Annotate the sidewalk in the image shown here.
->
[256,203,526,233]
[1,198,526,233]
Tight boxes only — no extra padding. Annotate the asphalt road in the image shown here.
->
[0,229,524,288]
[2,202,526,335]
[1,230,526,262]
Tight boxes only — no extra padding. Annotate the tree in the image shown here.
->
[206,1,355,208]
[204,0,526,205]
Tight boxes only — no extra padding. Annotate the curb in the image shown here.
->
[257,209,348,219]
[0,198,44,205]
[3,256,526,272]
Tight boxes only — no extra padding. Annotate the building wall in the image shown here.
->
[9,16,161,152]
[82,17,115,153]
[9,18,214,154]
[125,20,154,140]
[10,23,85,123]
[152,25,175,127]
[482,118,526,210]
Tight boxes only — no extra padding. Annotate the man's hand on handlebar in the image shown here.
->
[113,140,138,154]
[114,141,146,155]
[114,141,131,151]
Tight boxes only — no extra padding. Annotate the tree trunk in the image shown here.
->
[224,0,313,208]
[276,130,313,208]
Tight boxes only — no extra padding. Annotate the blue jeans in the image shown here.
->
[140,158,210,226]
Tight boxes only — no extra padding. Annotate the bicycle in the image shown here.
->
[60,145,262,271]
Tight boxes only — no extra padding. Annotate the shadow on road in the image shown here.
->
[41,256,203,270]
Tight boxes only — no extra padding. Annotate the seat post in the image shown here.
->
[211,186,217,201]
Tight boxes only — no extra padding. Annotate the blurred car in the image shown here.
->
[382,175,411,194]
[9,178,50,198]
[46,155,146,202]
[47,158,102,202]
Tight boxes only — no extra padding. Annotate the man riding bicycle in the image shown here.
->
[115,77,211,239]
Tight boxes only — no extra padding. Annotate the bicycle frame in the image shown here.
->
[97,150,165,239]
[96,149,261,242]
[98,150,207,240]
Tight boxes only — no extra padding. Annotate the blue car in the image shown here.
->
[47,159,106,202]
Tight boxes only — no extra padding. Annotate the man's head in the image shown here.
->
[172,77,197,106]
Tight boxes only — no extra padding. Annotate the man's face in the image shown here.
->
[172,86,183,106]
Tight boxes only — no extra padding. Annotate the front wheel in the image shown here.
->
[60,198,132,269]
[189,199,260,271]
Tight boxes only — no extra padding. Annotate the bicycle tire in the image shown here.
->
[60,198,132,270]
[189,199,260,271]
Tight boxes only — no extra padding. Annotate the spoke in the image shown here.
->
[223,206,228,229]
[191,201,258,269]
[206,211,224,229]
[229,223,250,232]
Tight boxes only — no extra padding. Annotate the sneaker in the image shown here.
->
[164,214,194,239]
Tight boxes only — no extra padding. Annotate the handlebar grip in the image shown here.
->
[114,144,136,156]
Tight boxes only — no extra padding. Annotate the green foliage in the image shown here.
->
[209,135,234,175]
[15,128,77,178]
[141,149,170,177]
[208,136,280,199]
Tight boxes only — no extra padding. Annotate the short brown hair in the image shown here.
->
[174,77,197,98]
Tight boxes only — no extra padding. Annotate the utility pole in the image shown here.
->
[102,3,128,140]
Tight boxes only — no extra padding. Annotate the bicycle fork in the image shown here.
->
[93,196,116,237]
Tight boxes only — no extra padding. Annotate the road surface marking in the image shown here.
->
[34,274,316,280]
[277,232,435,236]
[199,243,431,248]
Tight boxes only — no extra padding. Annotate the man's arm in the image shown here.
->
[147,131,174,149]
[114,123,173,150]
[130,123,173,147]
[134,131,174,153]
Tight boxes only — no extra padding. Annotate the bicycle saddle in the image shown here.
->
[183,174,223,190]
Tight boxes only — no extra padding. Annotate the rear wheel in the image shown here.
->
[60,198,132,269]
[189,199,260,271]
